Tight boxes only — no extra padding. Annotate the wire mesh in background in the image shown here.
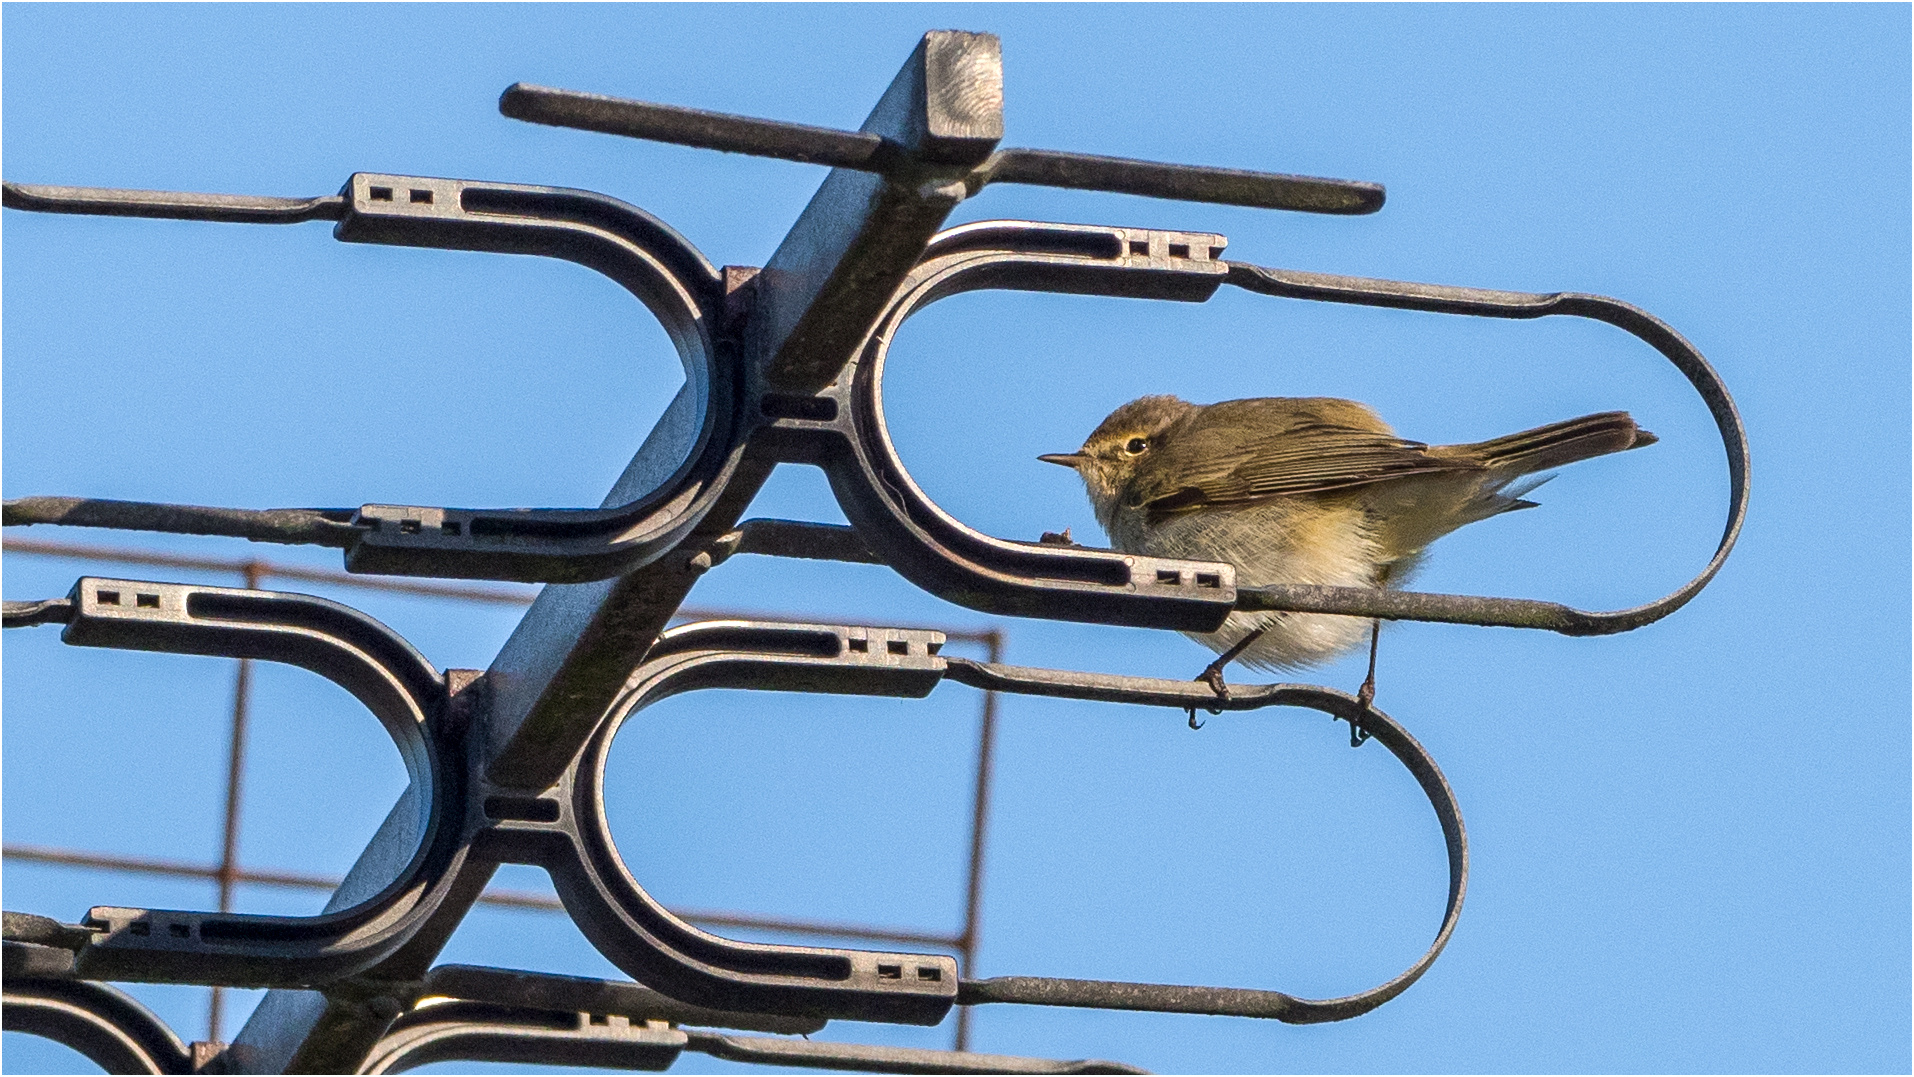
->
[1,535,1006,1052]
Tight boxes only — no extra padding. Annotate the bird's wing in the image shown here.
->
[1128,413,1480,515]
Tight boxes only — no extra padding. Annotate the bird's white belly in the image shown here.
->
[1113,500,1382,671]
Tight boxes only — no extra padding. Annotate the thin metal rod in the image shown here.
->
[953,628,1003,1053]
[1,181,345,224]
[728,518,886,565]
[208,562,261,1042]
[680,1028,1146,1075]
[0,844,962,951]
[497,83,1385,216]
[2,497,360,547]
[2,537,537,606]
[1,597,73,627]
[4,844,340,887]
[979,147,1384,214]
[500,84,895,171]
[1,538,999,642]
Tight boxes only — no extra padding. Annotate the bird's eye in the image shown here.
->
[1124,437,1149,455]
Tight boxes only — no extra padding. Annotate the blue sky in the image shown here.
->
[3,5,1908,1074]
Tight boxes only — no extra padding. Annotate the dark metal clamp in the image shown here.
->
[2,579,467,989]
[2,175,739,585]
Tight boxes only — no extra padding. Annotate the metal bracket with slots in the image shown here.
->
[5,173,736,586]
[13,579,465,989]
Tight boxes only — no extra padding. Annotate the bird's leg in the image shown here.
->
[1354,619,1380,709]
[1186,624,1268,730]
[1198,625,1268,699]
[1347,619,1380,747]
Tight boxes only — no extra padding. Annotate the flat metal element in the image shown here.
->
[497,81,1383,215]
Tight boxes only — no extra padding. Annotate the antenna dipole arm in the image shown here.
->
[499,82,1384,214]
[2,181,343,223]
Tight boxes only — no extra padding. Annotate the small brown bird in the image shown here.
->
[1040,396,1656,717]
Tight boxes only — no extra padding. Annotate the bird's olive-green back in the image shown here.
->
[1121,397,1478,516]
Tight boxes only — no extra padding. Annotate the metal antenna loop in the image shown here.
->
[2,176,734,585]
[507,621,1464,1028]
[1225,262,1749,635]
[940,663,1465,1023]
[1,977,195,1074]
[10,577,464,989]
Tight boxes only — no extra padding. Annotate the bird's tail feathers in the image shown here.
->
[1459,411,1656,476]
[1493,472,1553,512]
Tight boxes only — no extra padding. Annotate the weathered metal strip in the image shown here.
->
[1,181,344,224]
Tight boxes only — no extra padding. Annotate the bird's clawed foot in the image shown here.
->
[1186,626,1268,730]
[1188,659,1229,729]
[1346,676,1375,747]
[1199,662,1233,701]
[1344,620,1380,747]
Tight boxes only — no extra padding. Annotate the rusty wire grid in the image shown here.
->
[2,535,1007,1051]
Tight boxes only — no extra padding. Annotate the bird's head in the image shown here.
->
[1039,394,1194,530]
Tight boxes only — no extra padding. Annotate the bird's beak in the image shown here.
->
[1038,452,1087,469]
